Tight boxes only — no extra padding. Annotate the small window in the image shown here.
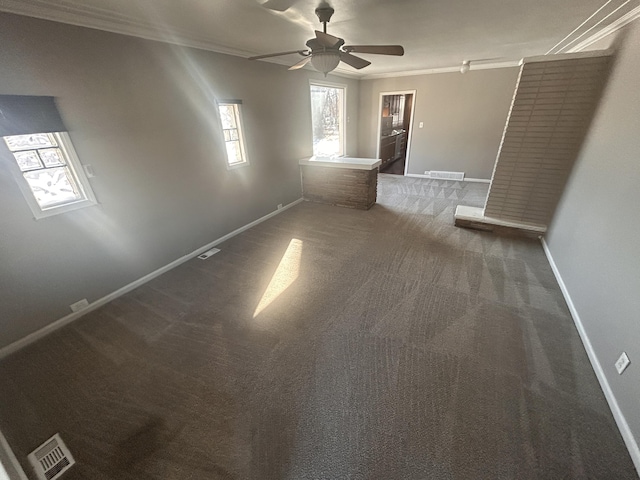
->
[310,83,345,157]
[0,95,97,219]
[2,132,97,218]
[217,101,249,168]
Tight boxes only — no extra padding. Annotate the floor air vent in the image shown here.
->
[428,171,465,181]
[28,434,75,480]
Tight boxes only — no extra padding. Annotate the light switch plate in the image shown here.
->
[615,352,630,374]
[83,164,96,178]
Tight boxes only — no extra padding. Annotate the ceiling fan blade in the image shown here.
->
[315,30,344,48]
[339,52,371,70]
[288,56,312,70]
[261,0,297,11]
[248,50,307,60]
[343,45,404,56]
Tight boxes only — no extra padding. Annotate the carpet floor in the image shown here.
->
[0,174,636,479]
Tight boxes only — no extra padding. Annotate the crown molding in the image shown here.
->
[0,0,367,79]
[360,60,521,80]
[0,0,257,58]
[568,5,640,52]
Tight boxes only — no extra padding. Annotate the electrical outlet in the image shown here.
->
[419,122,424,128]
[198,248,220,260]
[615,352,630,375]
[70,299,89,312]
[277,204,283,210]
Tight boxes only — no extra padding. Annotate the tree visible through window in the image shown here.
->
[4,133,82,209]
[217,101,248,168]
[2,132,97,218]
[310,84,345,157]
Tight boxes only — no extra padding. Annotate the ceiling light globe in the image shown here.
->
[311,52,341,75]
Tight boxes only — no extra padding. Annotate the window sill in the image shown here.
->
[33,198,98,220]
[226,161,250,171]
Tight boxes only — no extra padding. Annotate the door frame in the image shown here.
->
[375,89,417,176]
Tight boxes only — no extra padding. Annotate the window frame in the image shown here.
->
[217,100,250,170]
[309,80,347,158]
[2,132,98,219]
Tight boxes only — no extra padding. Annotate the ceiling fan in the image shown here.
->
[248,5,404,75]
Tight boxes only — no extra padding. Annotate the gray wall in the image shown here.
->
[0,13,359,350]
[357,68,519,179]
[546,22,640,451]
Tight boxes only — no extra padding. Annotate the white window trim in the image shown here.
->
[3,132,98,219]
[309,80,347,157]
[217,101,250,170]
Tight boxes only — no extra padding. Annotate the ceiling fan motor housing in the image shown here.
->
[315,6,335,24]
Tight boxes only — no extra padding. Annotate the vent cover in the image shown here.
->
[28,434,75,480]
[198,248,220,260]
[428,171,465,181]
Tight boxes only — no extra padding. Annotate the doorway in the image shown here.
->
[376,90,416,175]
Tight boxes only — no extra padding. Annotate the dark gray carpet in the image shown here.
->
[0,174,636,479]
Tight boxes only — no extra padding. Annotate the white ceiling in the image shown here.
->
[1,0,638,77]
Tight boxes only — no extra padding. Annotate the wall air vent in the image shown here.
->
[28,433,75,480]
[428,171,465,181]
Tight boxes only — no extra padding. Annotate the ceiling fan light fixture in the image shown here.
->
[460,60,471,74]
[248,6,404,74]
[311,51,341,75]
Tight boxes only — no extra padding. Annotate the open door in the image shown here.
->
[376,90,416,175]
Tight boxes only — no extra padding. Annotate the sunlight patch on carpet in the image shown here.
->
[253,238,303,318]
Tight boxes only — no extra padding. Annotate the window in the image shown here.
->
[310,83,345,157]
[217,101,249,168]
[0,95,97,218]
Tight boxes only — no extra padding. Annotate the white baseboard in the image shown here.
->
[404,173,490,183]
[0,198,304,360]
[541,238,640,475]
[405,173,431,179]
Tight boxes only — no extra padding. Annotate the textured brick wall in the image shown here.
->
[484,54,611,227]
[301,166,378,210]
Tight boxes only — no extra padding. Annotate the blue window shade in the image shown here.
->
[0,95,67,137]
